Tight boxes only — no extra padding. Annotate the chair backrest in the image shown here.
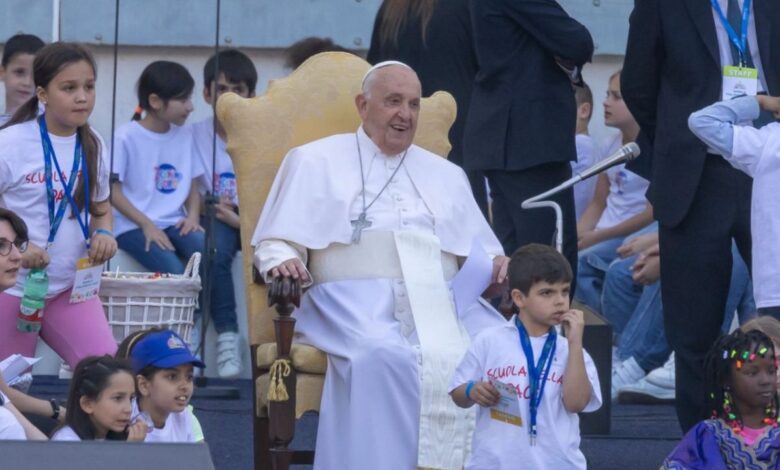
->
[217,52,457,346]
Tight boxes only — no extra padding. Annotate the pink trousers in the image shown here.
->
[0,290,117,368]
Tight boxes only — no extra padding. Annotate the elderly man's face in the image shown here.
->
[356,66,421,155]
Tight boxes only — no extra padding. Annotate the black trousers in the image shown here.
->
[485,162,578,285]
[659,156,752,432]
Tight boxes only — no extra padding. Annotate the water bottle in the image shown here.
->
[17,268,48,333]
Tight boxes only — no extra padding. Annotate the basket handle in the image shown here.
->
[183,252,201,279]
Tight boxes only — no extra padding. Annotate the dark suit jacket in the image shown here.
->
[367,0,477,167]
[622,0,780,228]
[463,0,593,172]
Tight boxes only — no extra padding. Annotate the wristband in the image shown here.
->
[465,381,475,401]
[49,398,60,420]
[93,228,114,238]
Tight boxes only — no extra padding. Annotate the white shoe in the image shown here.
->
[58,362,73,380]
[611,356,645,400]
[645,353,675,389]
[216,332,242,379]
[618,376,675,404]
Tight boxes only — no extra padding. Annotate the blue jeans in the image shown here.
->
[574,236,629,313]
[603,241,755,372]
[116,219,239,333]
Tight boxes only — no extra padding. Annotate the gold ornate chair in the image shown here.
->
[217,51,456,470]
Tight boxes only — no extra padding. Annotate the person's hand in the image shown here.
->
[175,216,204,237]
[57,405,66,424]
[126,419,148,442]
[577,230,602,250]
[88,232,117,265]
[270,258,310,283]
[757,95,780,119]
[631,246,661,285]
[141,222,174,252]
[483,256,510,299]
[561,309,585,345]
[214,200,240,228]
[469,381,501,407]
[21,242,49,269]
[616,232,659,258]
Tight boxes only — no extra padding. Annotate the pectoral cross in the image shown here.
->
[351,211,372,243]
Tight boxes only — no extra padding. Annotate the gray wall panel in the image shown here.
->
[0,0,53,43]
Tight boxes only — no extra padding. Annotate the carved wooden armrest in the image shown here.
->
[263,276,301,467]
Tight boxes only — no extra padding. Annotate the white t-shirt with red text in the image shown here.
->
[191,117,238,206]
[450,317,602,470]
[0,119,110,297]
[594,133,650,230]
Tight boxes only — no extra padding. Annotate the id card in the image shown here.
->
[70,257,102,303]
[722,66,758,101]
[489,379,523,427]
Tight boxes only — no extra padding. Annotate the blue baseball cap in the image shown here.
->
[130,330,206,373]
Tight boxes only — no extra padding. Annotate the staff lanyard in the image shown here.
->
[515,317,557,446]
[711,0,752,67]
[38,115,90,249]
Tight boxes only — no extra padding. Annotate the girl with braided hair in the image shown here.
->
[662,329,780,469]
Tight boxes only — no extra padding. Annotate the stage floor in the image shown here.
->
[29,376,681,469]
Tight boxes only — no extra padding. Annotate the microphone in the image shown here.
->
[522,142,641,207]
[576,142,641,181]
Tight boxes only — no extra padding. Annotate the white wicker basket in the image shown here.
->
[100,253,201,345]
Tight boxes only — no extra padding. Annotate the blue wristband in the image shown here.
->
[93,228,114,238]
[465,381,475,400]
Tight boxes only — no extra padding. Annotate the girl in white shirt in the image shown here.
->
[52,355,147,441]
[111,61,207,306]
[575,70,653,312]
[117,328,205,443]
[0,42,117,368]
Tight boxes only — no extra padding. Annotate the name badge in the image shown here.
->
[70,257,102,303]
[722,66,758,101]
[489,379,523,427]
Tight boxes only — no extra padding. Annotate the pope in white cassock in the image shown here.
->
[252,61,508,470]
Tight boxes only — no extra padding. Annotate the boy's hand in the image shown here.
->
[616,232,658,258]
[561,309,585,345]
[470,381,501,407]
[126,419,148,442]
[757,95,780,118]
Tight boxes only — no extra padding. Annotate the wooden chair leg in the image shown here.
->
[255,416,272,470]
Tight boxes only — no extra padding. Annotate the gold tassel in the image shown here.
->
[267,358,292,402]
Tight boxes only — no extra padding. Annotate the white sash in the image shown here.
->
[394,231,472,470]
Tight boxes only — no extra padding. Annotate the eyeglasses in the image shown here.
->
[0,238,28,256]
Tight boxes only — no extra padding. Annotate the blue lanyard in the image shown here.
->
[38,115,90,248]
[515,317,557,445]
[711,0,752,67]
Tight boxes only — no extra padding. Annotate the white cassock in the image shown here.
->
[253,126,505,470]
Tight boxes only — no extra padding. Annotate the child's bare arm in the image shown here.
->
[561,310,593,413]
[451,381,500,409]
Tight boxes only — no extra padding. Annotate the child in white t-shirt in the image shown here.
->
[0,34,44,126]
[450,244,602,470]
[0,43,118,367]
[111,61,207,296]
[575,70,653,312]
[573,81,598,221]
[689,94,780,317]
[117,328,205,443]
[189,49,257,378]
[52,355,147,441]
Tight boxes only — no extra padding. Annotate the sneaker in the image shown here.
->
[618,376,675,404]
[58,362,73,380]
[646,353,675,389]
[611,356,645,400]
[216,331,242,379]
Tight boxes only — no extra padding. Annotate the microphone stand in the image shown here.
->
[192,0,239,400]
